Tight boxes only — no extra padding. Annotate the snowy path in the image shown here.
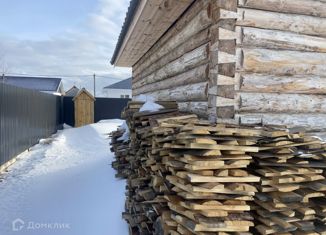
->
[0,120,128,235]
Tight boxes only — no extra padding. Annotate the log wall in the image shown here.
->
[132,0,212,119]
[232,0,326,129]
[132,0,326,129]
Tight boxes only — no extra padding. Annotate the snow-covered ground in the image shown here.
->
[0,120,128,235]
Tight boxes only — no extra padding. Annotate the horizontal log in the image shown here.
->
[133,4,212,77]
[216,97,235,107]
[237,113,326,130]
[238,92,326,113]
[237,8,326,37]
[237,48,326,76]
[219,27,238,40]
[133,28,209,81]
[141,82,208,102]
[178,101,208,118]
[133,0,209,71]
[239,73,326,94]
[238,0,326,17]
[133,44,209,89]
[133,64,208,96]
[237,27,326,52]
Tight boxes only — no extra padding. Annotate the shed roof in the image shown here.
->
[110,0,193,67]
[1,76,62,92]
[73,88,95,101]
[65,86,80,97]
[103,77,132,89]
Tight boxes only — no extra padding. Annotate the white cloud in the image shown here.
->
[0,0,131,96]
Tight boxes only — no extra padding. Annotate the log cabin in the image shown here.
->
[111,0,326,129]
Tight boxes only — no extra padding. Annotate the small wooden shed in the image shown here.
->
[73,88,95,127]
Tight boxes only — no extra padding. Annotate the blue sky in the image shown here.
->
[0,0,131,95]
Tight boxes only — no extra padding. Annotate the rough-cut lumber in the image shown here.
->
[140,82,208,102]
[237,27,326,53]
[133,64,209,96]
[111,101,326,234]
[133,43,209,89]
[237,113,326,129]
[237,93,326,114]
[250,128,326,234]
[237,48,326,76]
[133,9,212,78]
[238,0,326,17]
[236,8,326,37]
[110,101,182,234]
[238,73,326,94]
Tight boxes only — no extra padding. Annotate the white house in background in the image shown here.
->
[103,77,132,98]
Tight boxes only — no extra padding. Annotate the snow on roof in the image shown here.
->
[1,76,62,92]
[104,77,132,90]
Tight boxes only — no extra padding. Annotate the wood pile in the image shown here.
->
[250,130,326,234]
[110,101,178,178]
[110,101,326,235]
[111,101,182,234]
[162,123,262,234]
[111,128,130,178]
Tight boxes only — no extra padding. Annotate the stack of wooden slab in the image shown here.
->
[110,101,178,178]
[110,129,131,178]
[111,101,182,234]
[110,101,141,178]
[148,114,201,233]
[161,123,267,234]
[110,102,326,235]
[250,129,326,234]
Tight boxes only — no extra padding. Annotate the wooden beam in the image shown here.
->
[236,8,326,37]
[133,28,210,82]
[133,43,209,89]
[237,92,326,113]
[133,64,208,96]
[140,82,208,102]
[239,73,326,94]
[237,26,326,53]
[237,113,326,129]
[178,101,208,118]
[133,7,212,78]
[238,0,326,17]
[133,0,210,72]
[216,97,235,107]
[236,48,326,76]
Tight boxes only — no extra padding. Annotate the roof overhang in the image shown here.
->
[111,0,194,67]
